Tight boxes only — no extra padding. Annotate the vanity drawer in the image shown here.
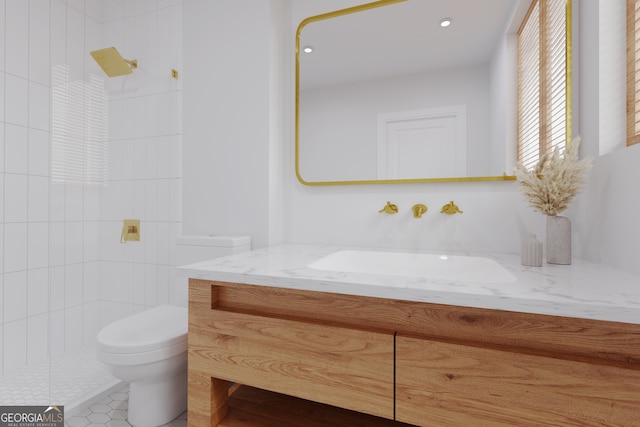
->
[395,335,640,426]
[189,307,395,420]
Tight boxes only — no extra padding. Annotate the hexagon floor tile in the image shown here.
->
[64,385,187,427]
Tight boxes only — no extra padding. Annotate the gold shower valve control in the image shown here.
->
[121,219,140,243]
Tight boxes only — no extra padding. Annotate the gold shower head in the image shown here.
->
[90,47,137,77]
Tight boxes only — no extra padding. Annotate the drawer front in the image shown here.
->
[189,308,395,420]
[396,335,640,427]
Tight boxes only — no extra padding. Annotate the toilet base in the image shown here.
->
[127,370,187,427]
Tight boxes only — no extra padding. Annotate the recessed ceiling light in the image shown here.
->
[302,46,314,54]
[439,18,452,28]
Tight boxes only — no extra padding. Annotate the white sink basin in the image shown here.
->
[309,250,517,283]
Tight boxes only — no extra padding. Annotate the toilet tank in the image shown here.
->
[172,235,251,306]
[175,234,251,266]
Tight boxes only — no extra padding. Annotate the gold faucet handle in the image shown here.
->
[379,201,399,214]
[441,201,463,214]
[412,204,428,218]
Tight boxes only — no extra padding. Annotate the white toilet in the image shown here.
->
[96,235,251,426]
[96,305,188,427]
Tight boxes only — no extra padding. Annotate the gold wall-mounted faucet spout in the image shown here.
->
[412,204,428,218]
[379,201,398,214]
[441,201,463,214]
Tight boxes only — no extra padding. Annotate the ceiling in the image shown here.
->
[297,0,531,90]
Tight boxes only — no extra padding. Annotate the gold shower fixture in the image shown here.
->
[90,47,137,77]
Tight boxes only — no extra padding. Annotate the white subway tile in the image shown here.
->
[4,124,28,174]
[4,271,27,322]
[64,221,83,265]
[28,176,49,223]
[5,0,29,77]
[49,309,65,355]
[0,1,5,72]
[134,138,147,180]
[144,264,157,306]
[29,0,51,85]
[158,92,171,136]
[3,319,27,372]
[83,187,101,222]
[48,183,65,223]
[156,265,169,305]
[144,180,157,221]
[0,275,4,326]
[0,325,3,376]
[170,90,182,134]
[27,268,49,316]
[27,313,49,365]
[156,222,169,265]
[99,221,122,261]
[86,0,102,21]
[28,129,50,177]
[133,263,145,305]
[28,81,50,132]
[4,174,28,222]
[133,180,147,220]
[143,222,157,264]
[171,135,183,178]
[133,97,147,139]
[81,262,99,305]
[66,7,85,82]
[156,179,171,221]
[102,0,124,22]
[4,74,28,127]
[146,94,160,137]
[82,301,101,348]
[4,223,28,273]
[100,260,122,302]
[83,221,100,262]
[65,264,83,307]
[28,222,49,269]
[157,136,170,179]
[50,0,67,70]
[0,75,5,124]
[121,261,134,304]
[49,266,65,312]
[64,184,83,222]
[145,137,158,179]
[100,181,123,221]
[48,222,66,267]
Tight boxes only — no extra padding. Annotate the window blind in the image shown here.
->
[51,65,109,184]
[517,0,570,170]
[627,0,640,146]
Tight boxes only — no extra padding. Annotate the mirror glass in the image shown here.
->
[296,0,537,185]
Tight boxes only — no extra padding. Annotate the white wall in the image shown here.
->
[182,0,284,250]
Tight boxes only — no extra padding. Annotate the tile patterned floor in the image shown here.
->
[0,348,115,406]
[64,386,187,427]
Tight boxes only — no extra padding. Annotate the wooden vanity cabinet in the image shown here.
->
[188,280,396,426]
[188,279,640,426]
[396,335,640,426]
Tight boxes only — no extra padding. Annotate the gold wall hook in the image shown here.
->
[379,201,398,214]
[412,204,428,218]
[441,201,463,214]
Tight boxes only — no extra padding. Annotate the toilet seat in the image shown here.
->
[97,305,187,365]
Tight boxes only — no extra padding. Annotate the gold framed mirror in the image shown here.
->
[295,0,571,185]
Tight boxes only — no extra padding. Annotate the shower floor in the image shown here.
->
[0,346,122,414]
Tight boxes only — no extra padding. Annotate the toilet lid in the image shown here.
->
[97,305,188,354]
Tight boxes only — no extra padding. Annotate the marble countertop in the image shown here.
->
[178,244,640,324]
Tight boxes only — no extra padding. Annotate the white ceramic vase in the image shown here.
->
[546,215,571,265]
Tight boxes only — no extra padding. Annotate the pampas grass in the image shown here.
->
[514,136,592,216]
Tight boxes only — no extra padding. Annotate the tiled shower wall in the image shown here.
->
[0,0,182,377]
